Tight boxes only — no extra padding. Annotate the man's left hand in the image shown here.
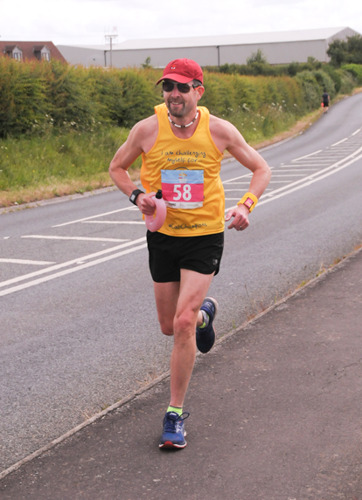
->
[225,205,250,231]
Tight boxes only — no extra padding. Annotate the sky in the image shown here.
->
[0,0,361,47]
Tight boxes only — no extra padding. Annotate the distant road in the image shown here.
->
[1,92,361,473]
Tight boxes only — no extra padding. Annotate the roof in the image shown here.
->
[79,27,359,51]
[0,41,67,62]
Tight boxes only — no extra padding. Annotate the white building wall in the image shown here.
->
[107,46,219,68]
[109,40,329,68]
[57,27,360,69]
[219,40,328,65]
[59,42,328,68]
[58,45,106,66]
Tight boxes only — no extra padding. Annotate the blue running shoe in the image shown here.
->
[196,297,218,354]
[159,411,190,449]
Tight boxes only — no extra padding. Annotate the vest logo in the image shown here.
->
[178,171,187,182]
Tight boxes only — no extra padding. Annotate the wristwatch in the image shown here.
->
[237,192,258,213]
[243,197,255,211]
[129,189,144,205]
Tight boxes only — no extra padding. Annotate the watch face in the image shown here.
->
[130,190,143,204]
[244,197,254,209]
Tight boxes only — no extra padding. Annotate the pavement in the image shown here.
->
[1,248,361,500]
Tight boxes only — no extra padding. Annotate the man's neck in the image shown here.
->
[168,108,200,137]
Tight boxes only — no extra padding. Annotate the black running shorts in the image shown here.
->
[147,231,224,283]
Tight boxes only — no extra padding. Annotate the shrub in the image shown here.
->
[48,62,102,131]
[294,71,322,110]
[341,64,362,84]
[0,59,50,137]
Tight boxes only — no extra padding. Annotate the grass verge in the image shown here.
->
[0,108,322,208]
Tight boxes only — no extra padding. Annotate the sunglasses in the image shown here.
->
[162,80,199,94]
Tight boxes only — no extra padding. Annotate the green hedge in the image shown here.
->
[0,59,161,138]
[0,58,360,139]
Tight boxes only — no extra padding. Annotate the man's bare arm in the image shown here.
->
[209,116,271,230]
[109,116,158,214]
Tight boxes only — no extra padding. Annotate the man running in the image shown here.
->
[109,58,271,449]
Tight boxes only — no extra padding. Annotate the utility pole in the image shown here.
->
[216,45,220,67]
[105,29,118,68]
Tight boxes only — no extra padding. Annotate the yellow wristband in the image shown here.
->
[237,192,258,212]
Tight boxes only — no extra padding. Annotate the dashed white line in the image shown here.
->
[269,174,306,177]
[0,242,147,297]
[0,258,55,266]
[0,237,146,291]
[278,167,319,171]
[53,206,137,228]
[81,220,144,225]
[22,235,130,243]
[332,138,348,146]
[292,150,322,161]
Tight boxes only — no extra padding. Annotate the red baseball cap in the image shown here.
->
[156,58,203,85]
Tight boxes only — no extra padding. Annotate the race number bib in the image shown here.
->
[161,170,204,209]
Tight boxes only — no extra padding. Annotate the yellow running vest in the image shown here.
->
[141,103,225,237]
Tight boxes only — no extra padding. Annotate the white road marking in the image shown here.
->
[22,235,130,243]
[0,242,147,297]
[0,237,146,290]
[225,146,362,210]
[267,180,291,184]
[292,150,322,161]
[2,130,361,296]
[0,258,55,266]
[223,173,251,184]
[81,220,144,225]
[53,206,138,228]
[332,138,348,146]
[257,150,362,207]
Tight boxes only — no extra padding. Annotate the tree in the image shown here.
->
[346,35,362,64]
[247,49,268,65]
[142,57,152,69]
[328,35,362,67]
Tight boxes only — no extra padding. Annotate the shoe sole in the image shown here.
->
[159,430,187,449]
[159,440,187,449]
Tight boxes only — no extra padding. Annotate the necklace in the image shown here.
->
[168,110,199,129]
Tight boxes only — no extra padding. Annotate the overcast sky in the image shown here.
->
[0,0,361,46]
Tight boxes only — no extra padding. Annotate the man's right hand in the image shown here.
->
[137,192,157,215]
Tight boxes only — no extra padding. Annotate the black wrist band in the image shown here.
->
[129,189,144,205]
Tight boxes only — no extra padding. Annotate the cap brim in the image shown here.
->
[156,73,194,85]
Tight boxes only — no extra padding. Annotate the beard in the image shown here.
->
[166,99,186,118]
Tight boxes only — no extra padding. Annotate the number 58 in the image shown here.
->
[173,184,192,201]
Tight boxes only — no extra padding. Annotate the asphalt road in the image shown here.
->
[1,246,361,499]
[1,92,362,473]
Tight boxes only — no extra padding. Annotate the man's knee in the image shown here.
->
[173,310,197,338]
[159,319,174,336]
[159,312,196,337]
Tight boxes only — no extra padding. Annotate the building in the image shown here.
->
[0,41,67,63]
[57,27,360,69]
